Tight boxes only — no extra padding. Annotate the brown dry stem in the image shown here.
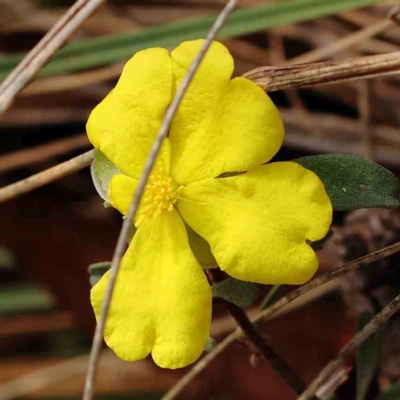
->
[3,50,400,203]
[209,269,308,396]
[162,241,400,400]
[0,134,89,173]
[245,52,400,92]
[298,291,400,400]
[0,150,94,203]
[0,0,106,113]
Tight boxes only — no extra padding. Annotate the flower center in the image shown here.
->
[135,163,181,227]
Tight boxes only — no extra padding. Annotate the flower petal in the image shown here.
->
[169,40,284,185]
[91,210,212,368]
[178,162,332,285]
[109,173,137,216]
[86,47,172,179]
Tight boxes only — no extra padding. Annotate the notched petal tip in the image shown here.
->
[86,47,173,179]
[90,211,212,369]
[179,162,332,286]
[169,43,285,185]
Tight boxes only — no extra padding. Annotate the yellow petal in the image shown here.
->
[169,40,284,185]
[178,162,332,285]
[86,47,172,179]
[109,174,137,216]
[91,210,212,368]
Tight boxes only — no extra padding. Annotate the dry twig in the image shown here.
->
[0,150,94,203]
[0,134,89,173]
[0,0,106,113]
[225,300,308,395]
[358,80,373,160]
[0,355,89,400]
[245,52,400,92]
[162,241,400,400]
[298,292,400,400]
[289,17,394,65]
[4,50,400,201]
[209,269,307,395]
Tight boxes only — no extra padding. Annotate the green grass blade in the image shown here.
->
[0,0,384,80]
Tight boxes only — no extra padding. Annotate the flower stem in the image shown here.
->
[209,269,310,397]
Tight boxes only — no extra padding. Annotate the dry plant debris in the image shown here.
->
[3,2,400,400]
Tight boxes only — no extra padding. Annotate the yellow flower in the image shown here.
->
[87,40,332,369]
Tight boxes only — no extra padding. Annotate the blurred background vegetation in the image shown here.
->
[2,1,400,399]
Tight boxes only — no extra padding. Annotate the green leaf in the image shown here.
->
[88,261,111,287]
[212,278,259,308]
[90,150,121,202]
[204,337,216,352]
[0,0,384,80]
[296,155,400,211]
[375,380,400,400]
[356,310,381,400]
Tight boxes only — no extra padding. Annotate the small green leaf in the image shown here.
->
[212,278,258,308]
[296,155,400,211]
[375,379,400,400]
[356,310,381,400]
[89,262,111,287]
[310,229,334,251]
[91,150,121,201]
[204,337,216,352]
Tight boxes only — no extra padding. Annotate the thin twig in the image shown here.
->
[280,109,400,167]
[0,150,94,203]
[209,269,306,395]
[161,333,237,400]
[297,292,400,400]
[0,354,90,400]
[261,285,282,310]
[244,52,400,92]
[0,0,105,113]
[162,241,400,400]
[0,134,89,173]
[289,18,393,65]
[315,367,351,400]
[4,51,400,201]
[225,301,308,394]
[358,80,373,160]
[21,63,123,97]
[82,2,238,400]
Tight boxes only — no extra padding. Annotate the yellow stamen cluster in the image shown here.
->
[136,163,182,227]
